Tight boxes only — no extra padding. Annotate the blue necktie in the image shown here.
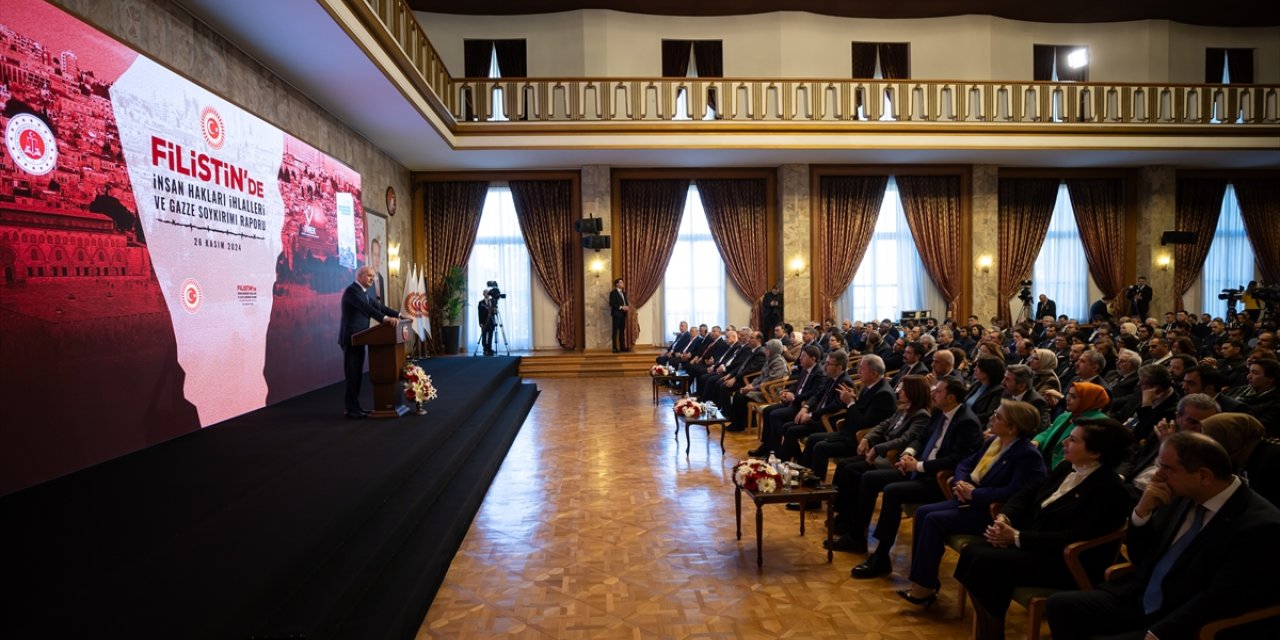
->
[913,414,947,478]
[1143,504,1206,614]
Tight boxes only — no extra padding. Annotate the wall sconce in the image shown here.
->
[789,256,806,278]
[388,243,400,276]
[976,254,993,274]
[1156,254,1171,272]
[589,258,606,279]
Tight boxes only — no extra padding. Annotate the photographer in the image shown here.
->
[1126,275,1152,321]
[477,284,499,356]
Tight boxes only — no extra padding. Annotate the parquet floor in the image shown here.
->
[418,378,1030,639]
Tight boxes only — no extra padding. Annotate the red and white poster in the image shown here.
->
[0,0,366,495]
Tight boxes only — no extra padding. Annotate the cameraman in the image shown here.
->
[1126,275,1152,320]
[477,288,497,356]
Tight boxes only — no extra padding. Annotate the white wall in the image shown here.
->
[416,10,1280,83]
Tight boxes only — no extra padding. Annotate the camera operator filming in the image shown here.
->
[476,281,508,357]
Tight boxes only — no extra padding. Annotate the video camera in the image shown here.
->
[1018,280,1034,305]
[485,280,507,300]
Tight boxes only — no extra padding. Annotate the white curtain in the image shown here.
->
[838,177,943,324]
[466,185,531,351]
[1200,184,1256,317]
[1033,182,1089,322]
[663,184,726,339]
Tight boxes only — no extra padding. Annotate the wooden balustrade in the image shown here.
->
[350,1,1279,130]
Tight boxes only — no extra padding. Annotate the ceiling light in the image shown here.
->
[1067,49,1089,69]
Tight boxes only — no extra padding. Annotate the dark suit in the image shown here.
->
[761,290,783,332]
[1035,298,1057,322]
[1007,388,1052,433]
[955,461,1133,618]
[339,280,398,413]
[852,405,984,557]
[800,377,897,481]
[1126,283,1152,320]
[1047,483,1280,640]
[757,365,826,455]
[477,297,497,354]
[657,331,692,365]
[714,345,766,406]
[964,381,1004,424]
[908,437,1047,589]
[1243,388,1280,437]
[696,342,745,401]
[609,288,628,351]
[890,360,927,389]
[780,373,855,462]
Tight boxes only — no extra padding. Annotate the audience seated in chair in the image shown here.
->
[897,399,1048,607]
[840,378,983,578]
[1045,432,1280,640]
[955,418,1134,640]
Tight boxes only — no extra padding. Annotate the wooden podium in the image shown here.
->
[351,322,409,418]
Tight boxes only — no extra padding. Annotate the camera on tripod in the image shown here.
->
[485,280,507,301]
[1018,280,1034,305]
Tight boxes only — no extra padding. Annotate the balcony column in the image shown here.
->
[1136,166,1176,319]
[581,165,613,350]
[778,164,812,325]
[970,165,1000,324]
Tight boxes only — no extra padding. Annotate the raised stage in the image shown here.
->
[0,357,537,640]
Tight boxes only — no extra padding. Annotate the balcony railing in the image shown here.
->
[450,78,1279,126]
[353,0,1279,130]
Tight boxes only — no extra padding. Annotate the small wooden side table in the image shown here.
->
[651,374,692,404]
[735,484,839,567]
[673,406,731,454]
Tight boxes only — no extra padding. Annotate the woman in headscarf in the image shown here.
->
[897,399,1048,607]
[1201,412,1280,505]
[726,338,790,432]
[1032,381,1110,469]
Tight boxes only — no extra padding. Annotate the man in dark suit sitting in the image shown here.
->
[657,321,692,365]
[846,378,983,577]
[1047,432,1280,640]
[799,354,897,482]
[778,349,856,463]
[749,345,826,457]
[339,266,403,419]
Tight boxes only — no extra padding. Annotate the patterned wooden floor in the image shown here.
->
[418,378,1032,639]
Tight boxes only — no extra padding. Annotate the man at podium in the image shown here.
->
[339,266,403,419]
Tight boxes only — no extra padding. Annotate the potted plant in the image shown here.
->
[439,266,466,354]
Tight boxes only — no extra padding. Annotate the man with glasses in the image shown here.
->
[1120,394,1220,498]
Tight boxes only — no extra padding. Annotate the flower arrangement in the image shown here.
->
[674,396,703,418]
[402,362,438,404]
[650,364,674,376]
[732,458,781,493]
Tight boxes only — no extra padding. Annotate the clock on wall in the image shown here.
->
[385,186,397,216]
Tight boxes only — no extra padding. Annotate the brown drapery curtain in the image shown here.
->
[851,42,878,78]
[509,180,579,350]
[492,40,527,77]
[697,179,769,330]
[878,44,909,79]
[424,181,488,351]
[618,179,689,348]
[1227,49,1254,84]
[1233,178,1280,283]
[817,175,887,321]
[1173,179,1227,300]
[1033,45,1056,81]
[661,40,692,77]
[1066,178,1127,312]
[692,41,723,111]
[898,175,965,317]
[997,179,1059,326]
[1205,49,1227,83]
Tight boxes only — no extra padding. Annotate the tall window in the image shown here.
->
[1032,182,1089,321]
[838,177,937,323]
[466,185,532,351]
[663,184,725,338]
[1201,184,1256,316]
[852,42,908,121]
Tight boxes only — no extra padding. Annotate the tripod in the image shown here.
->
[473,307,511,357]
[1016,299,1032,325]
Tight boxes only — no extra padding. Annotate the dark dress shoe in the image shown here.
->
[823,534,867,553]
[895,589,938,609]
[851,554,892,579]
[746,447,767,457]
[344,411,367,419]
